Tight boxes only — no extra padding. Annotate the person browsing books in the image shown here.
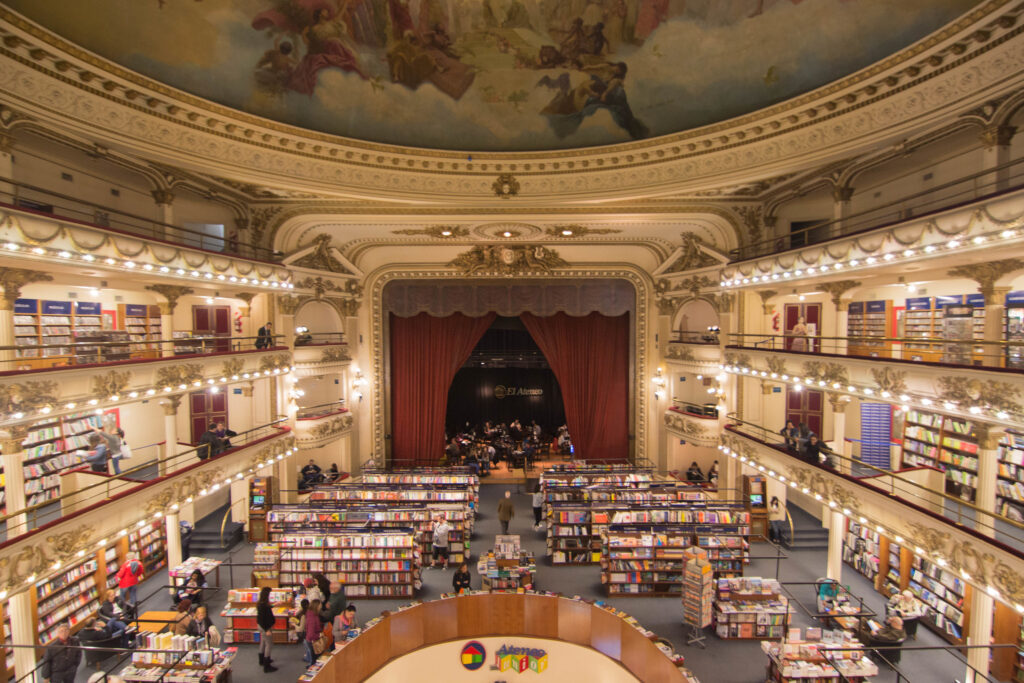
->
[452,563,472,594]
[497,490,515,534]
[430,514,451,569]
[255,586,279,673]
[332,605,358,643]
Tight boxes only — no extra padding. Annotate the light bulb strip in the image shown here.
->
[0,239,294,289]
[719,226,1020,290]
[720,364,1019,426]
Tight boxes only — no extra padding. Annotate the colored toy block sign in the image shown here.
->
[493,644,548,673]
[460,641,485,671]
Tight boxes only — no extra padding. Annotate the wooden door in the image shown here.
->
[192,305,231,352]
[783,303,822,352]
[786,388,823,437]
[190,389,228,444]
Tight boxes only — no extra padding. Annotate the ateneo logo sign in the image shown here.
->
[493,644,548,673]
[492,385,543,400]
[460,641,486,671]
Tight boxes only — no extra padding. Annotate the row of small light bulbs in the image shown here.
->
[720,364,1017,423]
[0,446,298,602]
[717,442,1024,614]
[719,229,1019,289]
[2,241,294,289]
[5,365,298,421]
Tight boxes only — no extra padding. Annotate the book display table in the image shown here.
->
[120,641,237,683]
[761,630,878,682]
[714,577,792,640]
[220,588,298,644]
[169,557,222,590]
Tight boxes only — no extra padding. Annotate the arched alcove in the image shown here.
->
[296,300,343,335]
[673,299,718,334]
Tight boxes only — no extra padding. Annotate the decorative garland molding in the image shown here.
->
[0,3,1018,205]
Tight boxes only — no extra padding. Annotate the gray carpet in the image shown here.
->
[76,486,997,682]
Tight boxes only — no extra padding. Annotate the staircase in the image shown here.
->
[786,505,831,551]
[186,504,244,554]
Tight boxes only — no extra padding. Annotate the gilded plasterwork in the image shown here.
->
[448,245,567,276]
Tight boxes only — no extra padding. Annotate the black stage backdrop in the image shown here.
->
[446,367,566,436]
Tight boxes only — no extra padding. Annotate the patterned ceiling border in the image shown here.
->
[0,3,1018,202]
[367,266,652,466]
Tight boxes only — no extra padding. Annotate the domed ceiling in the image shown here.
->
[4,0,980,152]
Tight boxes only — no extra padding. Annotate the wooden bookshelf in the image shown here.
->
[277,529,419,598]
[118,303,162,359]
[908,553,970,645]
[848,299,893,358]
[21,411,121,507]
[602,523,691,596]
[842,519,881,585]
[12,299,73,368]
[901,410,980,503]
[998,431,1024,518]
[129,521,167,576]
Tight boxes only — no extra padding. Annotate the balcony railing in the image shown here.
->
[722,413,1024,550]
[294,332,345,346]
[296,401,348,420]
[0,417,290,539]
[0,177,279,261]
[670,400,719,418]
[727,333,1024,371]
[669,330,721,345]
[1,334,287,374]
[730,156,1024,262]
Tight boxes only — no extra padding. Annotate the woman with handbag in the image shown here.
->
[303,599,323,665]
[255,586,278,673]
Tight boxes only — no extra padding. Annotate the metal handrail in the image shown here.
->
[728,332,1021,348]
[0,417,290,538]
[670,400,720,418]
[668,331,721,345]
[0,176,279,261]
[296,401,347,420]
[730,156,1024,261]
[723,412,1024,542]
[295,332,346,346]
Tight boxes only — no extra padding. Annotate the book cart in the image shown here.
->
[120,631,236,683]
[761,629,878,682]
[221,588,297,644]
[682,547,713,647]
[477,535,535,591]
[713,577,792,640]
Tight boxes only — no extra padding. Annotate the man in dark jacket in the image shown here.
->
[197,423,224,461]
[256,321,273,349]
[42,623,81,683]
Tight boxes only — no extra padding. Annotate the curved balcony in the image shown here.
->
[293,335,351,377]
[664,401,720,448]
[295,403,354,448]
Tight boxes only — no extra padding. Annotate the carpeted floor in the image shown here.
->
[79,487,987,682]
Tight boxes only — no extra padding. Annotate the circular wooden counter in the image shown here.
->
[307,593,687,682]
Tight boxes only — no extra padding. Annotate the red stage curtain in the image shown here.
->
[390,312,496,465]
[520,312,629,461]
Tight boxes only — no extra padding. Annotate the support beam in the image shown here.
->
[8,590,36,683]
[826,510,844,581]
[165,510,181,595]
[162,395,182,475]
[966,589,995,682]
[1,425,28,539]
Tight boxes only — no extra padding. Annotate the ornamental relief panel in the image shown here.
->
[664,412,717,446]
[0,3,1017,204]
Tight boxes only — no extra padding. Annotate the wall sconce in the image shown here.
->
[652,368,666,400]
[352,371,366,402]
[295,325,309,334]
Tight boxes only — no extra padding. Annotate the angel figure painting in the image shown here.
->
[2,0,981,150]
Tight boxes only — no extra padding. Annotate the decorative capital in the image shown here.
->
[870,367,907,395]
[0,268,53,310]
[291,234,351,274]
[161,394,183,416]
[296,276,343,299]
[948,259,1024,299]
[155,364,203,392]
[820,280,861,307]
[827,392,848,413]
[664,233,719,273]
[276,294,300,316]
[979,124,1017,148]
[448,245,566,276]
[492,173,520,199]
[757,290,778,314]
[145,284,194,313]
[656,297,677,316]
[150,189,175,206]
[831,185,854,203]
[91,370,132,400]
[235,292,257,306]
[0,423,29,453]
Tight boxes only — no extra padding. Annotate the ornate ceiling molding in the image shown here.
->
[0,3,1018,204]
[448,245,568,276]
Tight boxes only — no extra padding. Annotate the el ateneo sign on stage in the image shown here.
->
[493,385,543,399]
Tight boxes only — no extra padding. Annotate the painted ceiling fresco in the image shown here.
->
[2,0,981,151]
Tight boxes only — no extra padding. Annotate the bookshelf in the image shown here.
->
[268,502,472,565]
[309,483,477,508]
[221,588,295,644]
[998,431,1024,518]
[118,303,162,358]
[901,410,980,502]
[848,299,892,358]
[252,543,280,587]
[34,550,112,644]
[121,637,236,683]
[1013,612,1024,683]
[743,475,768,539]
[72,330,131,365]
[547,503,598,564]
[478,537,535,591]
[277,529,419,598]
[129,521,167,575]
[714,577,791,640]
[602,523,692,596]
[12,299,73,367]
[908,553,970,645]
[21,412,111,507]
[882,538,906,597]
[842,520,881,584]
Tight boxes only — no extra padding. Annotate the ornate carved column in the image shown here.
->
[0,268,54,364]
[8,589,36,682]
[0,130,14,198]
[276,294,300,351]
[146,285,194,358]
[277,455,297,504]
[826,509,845,581]
[821,280,860,356]
[1,424,29,539]
[980,124,1017,193]
[828,394,849,474]
[161,395,183,476]
[831,185,854,238]
[151,188,175,234]
[949,260,1023,367]
[966,590,995,682]
[235,292,256,340]
[757,290,777,336]
[973,423,1002,539]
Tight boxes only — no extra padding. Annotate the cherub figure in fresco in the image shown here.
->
[538,62,648,140]
[288,4,368,95]
[254,36,298,95]
[385,0,475,100]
